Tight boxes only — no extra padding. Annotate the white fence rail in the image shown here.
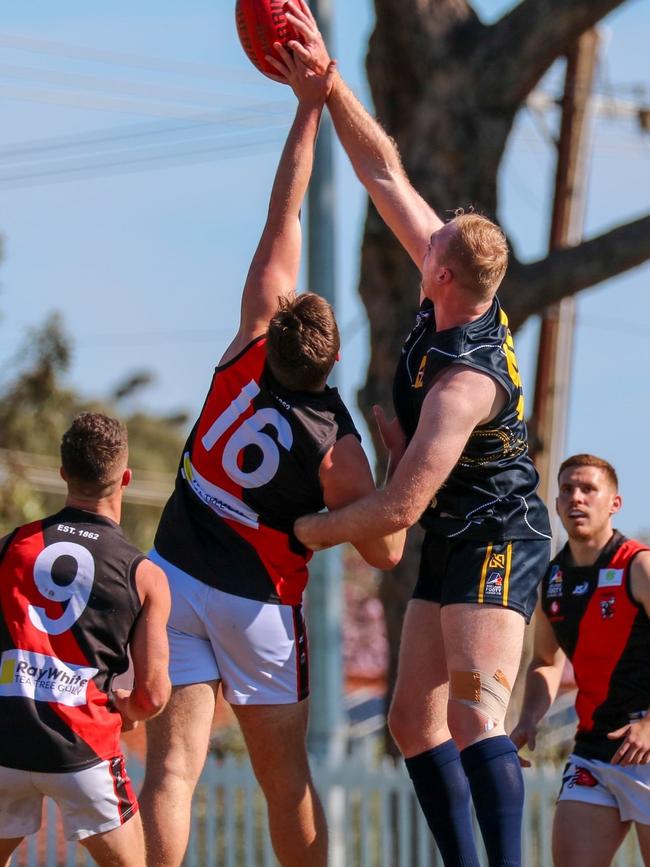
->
[10,755,644,866]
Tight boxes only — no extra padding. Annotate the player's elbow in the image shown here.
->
[133,676,171,719]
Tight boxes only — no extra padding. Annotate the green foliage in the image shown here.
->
[0,313,186,551]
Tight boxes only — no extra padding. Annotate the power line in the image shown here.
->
[0,31,259,84]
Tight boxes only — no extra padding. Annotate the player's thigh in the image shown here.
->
[233,700,312,796]
[81,811,145,867]
[634,822,650,865]
[145,682,218,787]
[0,766,42,843]
[441,603,525,691]
[388,600,449,732]
[553,801,629,867]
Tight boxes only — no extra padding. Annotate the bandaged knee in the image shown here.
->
[449,669,511,733]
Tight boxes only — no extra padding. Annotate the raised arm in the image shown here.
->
[277,0,443,270]
[112,558,172,725]
[221,54,335,364]
[510,605,566,764]
[294,365,503,549]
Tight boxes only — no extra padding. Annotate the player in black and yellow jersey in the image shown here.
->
[273,4,552,865]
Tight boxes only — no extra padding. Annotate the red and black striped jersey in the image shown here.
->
[154,337,359,605]
[0,507,143,772]
[541,532,650,761]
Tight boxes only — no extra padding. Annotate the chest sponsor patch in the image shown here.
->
[598,568,624,588]
[0,649,98,707]
[572,581,590,596]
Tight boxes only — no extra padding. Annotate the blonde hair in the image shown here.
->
[444,212,509,301]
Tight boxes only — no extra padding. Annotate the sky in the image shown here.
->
[0,1,649,533]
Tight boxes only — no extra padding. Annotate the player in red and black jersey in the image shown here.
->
[140,53,405,867]
[276,5,550,865]
[513,454,650,867]
[0,413,170,867]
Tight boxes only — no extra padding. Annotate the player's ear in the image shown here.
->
[59,466,68,482]
[121,468,133,489]
[610,493,622,515]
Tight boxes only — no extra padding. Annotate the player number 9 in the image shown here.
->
[29,542,95,636]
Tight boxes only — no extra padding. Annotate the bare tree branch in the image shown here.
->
[477,0,628,109]
[501,213,650,331]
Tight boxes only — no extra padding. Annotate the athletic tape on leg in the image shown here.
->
[449,670,511,730]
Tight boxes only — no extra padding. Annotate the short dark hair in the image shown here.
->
[558,453,618,490]
[266,293,340,391]
[60,412,128,495]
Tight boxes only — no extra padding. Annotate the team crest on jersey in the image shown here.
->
[0,649,97,707]
[550,600,561,616]
[598,568,624,588]
[546,565,563,598]
[600,596,616,619]
[485,571,504,597]
[414,356,427,389]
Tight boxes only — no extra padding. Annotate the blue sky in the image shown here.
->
[0,1,649,533]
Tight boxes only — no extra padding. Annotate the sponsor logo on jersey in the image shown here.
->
[600,596,616,619]
[546,565,563,598]
[572,581,590,596]
[0,649,98,707]
[489,553,506,569]
[485,571,504,597]
[550,601,561,616]
[598,568,624,588]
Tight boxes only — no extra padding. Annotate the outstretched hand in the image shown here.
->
[266,43,336,105]
[608,717,650,765]
[283,0,332,75]
[374,405,406,460]
[510,718,538,768]
[111,687,138,733]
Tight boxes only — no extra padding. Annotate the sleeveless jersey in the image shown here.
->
[393,297,550,542]
[0,507,143,773]
[541,532,650,761]
[154,337,360,605]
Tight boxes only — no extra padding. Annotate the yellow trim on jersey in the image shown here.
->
[502,542,513,607]
[478,543,494,604]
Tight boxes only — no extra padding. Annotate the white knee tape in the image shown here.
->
[449,669,512,731]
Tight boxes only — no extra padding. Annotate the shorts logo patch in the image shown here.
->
[485,571,504,596]
[598,568,624,588]
[488,553,506,569]
[600,596,616,619]
[0,649,97,707]
[569,767,598,788]
[546,565,563,598]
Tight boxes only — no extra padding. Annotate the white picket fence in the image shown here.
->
[10,754,644,867]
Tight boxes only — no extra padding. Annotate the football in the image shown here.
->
[235,0,297,80]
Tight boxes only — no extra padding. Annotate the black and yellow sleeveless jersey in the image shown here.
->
[393,298,550,542]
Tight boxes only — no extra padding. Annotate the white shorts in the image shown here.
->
[558,754,650,824]
[0,756,138,841]
[150,550,309,705]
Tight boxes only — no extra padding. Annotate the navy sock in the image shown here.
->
[461,735,524,867]
[405,740,480,867]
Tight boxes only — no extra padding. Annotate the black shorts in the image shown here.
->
[413,534,551,622]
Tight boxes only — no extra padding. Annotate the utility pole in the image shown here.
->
[530,29,600,542]
[305,0,346,767]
